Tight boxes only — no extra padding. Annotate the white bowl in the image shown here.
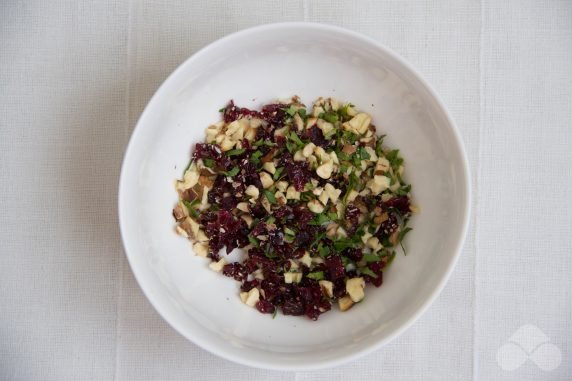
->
[119,22,470,370]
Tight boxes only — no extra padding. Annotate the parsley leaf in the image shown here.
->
[273,167,284,181]
[263,190,276,204]
[363,253,380,263]
[307,271,325,280]
[225,167,240,177]
[226,148,245,156]
[203,158,215,168]
[359,267,378,278]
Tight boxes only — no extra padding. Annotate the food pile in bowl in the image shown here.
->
[172,96,414,320]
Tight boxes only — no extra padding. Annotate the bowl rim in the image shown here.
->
[118,21,472,371]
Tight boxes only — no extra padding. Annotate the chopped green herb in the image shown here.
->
[297,108,307,119]
[333,238,357,251]
[309,213,330,225]
[218,107,225,112]
[266,216,276,225]
[263,190,276,204]
[318,245,331,258]
[284,227,296,236]
[248,235,260,248]
[285,105,297,116]
[225,167,240,177]
[184,159,193,173]
[272,309,278,319]
[320,111,339,124]
[398,226,413,255]
[226,148,245,156]
[363,253,380,263]
[203,158,215,168]
[357,146,371,160]
[273,167,284,181]
[182,199,200,219]
[359,267,378,278]
[307,271,325,280]
[289,131,304,146]
[327,212,338,221]
[250,150,263,163]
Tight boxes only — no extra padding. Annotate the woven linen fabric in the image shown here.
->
[0,1,570,380]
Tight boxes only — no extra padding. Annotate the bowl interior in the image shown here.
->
[119,23,469,370]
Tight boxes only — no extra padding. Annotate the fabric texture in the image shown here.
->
[0,0,570,380]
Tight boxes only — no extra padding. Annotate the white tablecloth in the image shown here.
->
[1,1,571,380]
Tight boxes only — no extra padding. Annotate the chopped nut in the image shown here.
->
[366,175,390,195]
[373,213,389,224]
[245,185,259,200]
[346,189,359,203]
[198,175,214,189]
[286,185,301,200]
[364,146,378,161]
[366,236,380,250]
[172,203,186,221]
[312,105,324,117]
[338,296,354,311]
[312,186,324,196]
[342,144,357,155]
[302,142,316,157]
[192,242,208,257]
[293,113,304,131]
[175,225,188,238]
[179,217,200,239]
[262,162,276,174]
[275,190,287,205]
[313,146,330,163]
[318,191,329,205]
[316,119,334,135]
[242,288,260,307]
[289,259,299,270]
[220,137,235,151]
[241,214,253,227]
[324,183,342,203]
[259,172,274,189]
[284,272,303,284]
[308,199,325,213]
[319,280,334,298]
[196,229,208,242]
[176,165,200,191]
[244,127,256,141]
[342,113,371,135]
[316,161,334,179]
[346,277,365,302]
[275,181,288,192]
[252,269,264,280]
[299,252,312,267]
[293,150,305,162]
[329,151,339,165]
[261,196,271,213]
[336,226,348,238]
[326,222,339,237]
[209,258,227,272]
[361,232,372,244]
[306,117,317,129]
[375,157,390,174]
[236,202,249,213]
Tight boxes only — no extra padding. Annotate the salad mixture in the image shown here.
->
[173,97,414,320]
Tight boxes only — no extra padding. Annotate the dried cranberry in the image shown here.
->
[282,297,305,316]
[222,263,247,282]
[325,255,345,281]
[365,261,384,287]
[240,279,259,292]
[222,100,259,122]
[303,126,329,148]
[380,196,411,215]
[377,213,398,238]
[256,300,276,314]
[344,248,363,262]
